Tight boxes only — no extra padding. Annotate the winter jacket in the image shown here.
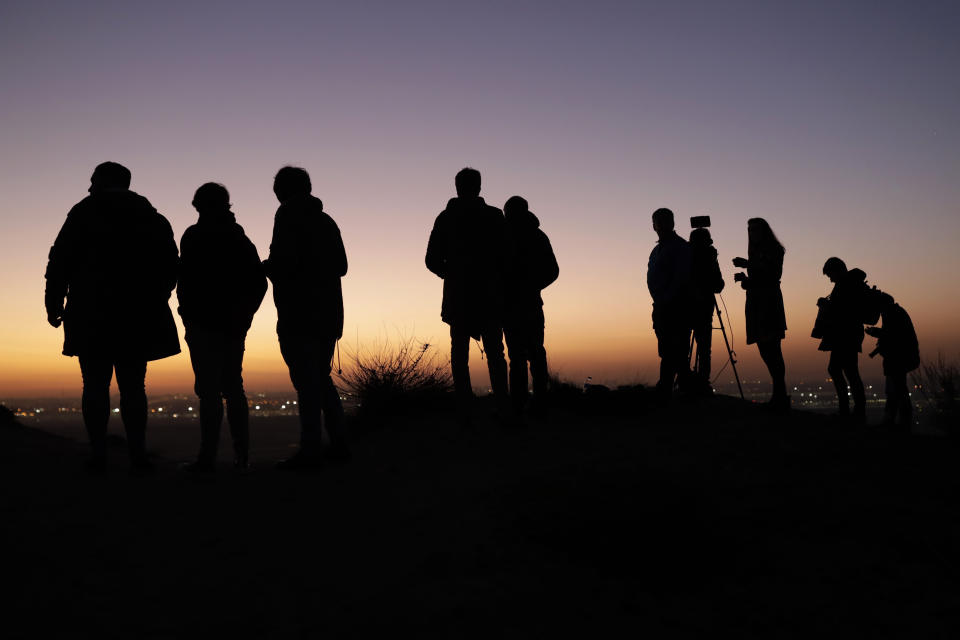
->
[177,209,267,333]
[44,189,180,360]
[869,303,920,375]
[690,242,724,322]
[425,196,507,336]
[504,209,559,323]
[647,231,692,310]
[816,268,867,352]
[264,195,347,339]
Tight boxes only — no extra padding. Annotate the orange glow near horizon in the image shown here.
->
[2,2,959,399]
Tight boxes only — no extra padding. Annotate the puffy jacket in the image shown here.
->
[44,189,180,360]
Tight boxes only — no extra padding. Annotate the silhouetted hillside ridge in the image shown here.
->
[2,398,959,636]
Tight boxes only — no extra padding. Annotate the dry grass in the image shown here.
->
[337,336,454,419]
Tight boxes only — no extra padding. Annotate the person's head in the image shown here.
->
[822,256,847,283]
[689,227,713,247]
[747,217,784,255]
[89,161,131,193]
[455,167,481,198]
[192,182,230,213]
[273,166,312,203]
[504,195,528,219]
[652,208,674,236]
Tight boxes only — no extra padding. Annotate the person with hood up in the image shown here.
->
[814,257,868,424]
[425,167,509,421]
[865,292,920,430]
[502,196,559,416]
[264,166,349,469]
[44,162,180,473]
[688,227,724,393]
[177,183,267,472]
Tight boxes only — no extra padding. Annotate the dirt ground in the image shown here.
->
[3,396,960,637]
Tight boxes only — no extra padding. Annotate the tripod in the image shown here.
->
[689,295,744,400]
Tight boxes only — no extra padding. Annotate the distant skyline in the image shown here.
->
[2,0,959,396]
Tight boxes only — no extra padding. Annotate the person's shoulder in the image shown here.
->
[181,223,201,243]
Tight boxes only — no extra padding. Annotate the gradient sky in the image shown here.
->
[1,0,958,397]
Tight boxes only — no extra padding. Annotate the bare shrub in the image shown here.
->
[337,336,454,418]
[912,354,960,434]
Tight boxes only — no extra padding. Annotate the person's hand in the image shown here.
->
[816,297,828,308]
[865,326,880,337]
[732,257,748,268]
[47,310,62,328]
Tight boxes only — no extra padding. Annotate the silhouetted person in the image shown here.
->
[647,208,692,402]
[264,167,348,469]
[502,196,559,416]
[425,168,509,421]
[44,162,179,473]
[814,257,867,424]
[177,183,267,472]
[865,293,920,430]
[732,218,788,410]
[689,227,724,392]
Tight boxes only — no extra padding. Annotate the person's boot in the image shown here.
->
[276,446,323,471]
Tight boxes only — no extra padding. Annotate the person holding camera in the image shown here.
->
[732,218,788,410]
[689,226,724,392]
[814,257,868,424]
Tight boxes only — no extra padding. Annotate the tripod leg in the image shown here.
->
[715,297,745,401]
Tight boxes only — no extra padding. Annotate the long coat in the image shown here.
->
[264,195,347,339]
[740,248,787,345]
[44,189,180,361]
[177,209,267,334]
[425,196,507,337]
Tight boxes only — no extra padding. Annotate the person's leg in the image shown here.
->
[694,321,712,384]
[891,371,912,428]
[504,323,529,413]
[222,332,250,464]
[529,315,549,403]
[828,350,850,415]
[758,340,787,403]
[481,325,509,414]
[114,359,149,466]
[883,374,898,425]
[841,351,866,422]
[449,325,472,400]
[187,329,225,467]
[315,337,347,455]
[279,334,323,454]
[78,355,113,466]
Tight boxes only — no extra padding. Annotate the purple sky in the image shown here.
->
[1,0,958,394]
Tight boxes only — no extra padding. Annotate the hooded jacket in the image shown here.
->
[425,196,506,336]
[816,268,867,352]
[177,209,267,333]
[44,189,180,360]
[264,195,347,339]
[504,208,559,320]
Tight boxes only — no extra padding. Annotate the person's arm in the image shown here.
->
[323,218,348,278]
[44,208,81,327]
[425,213,447,278]
[536,232,559,291]
[235,233,268,323]
[175,228,197,321]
